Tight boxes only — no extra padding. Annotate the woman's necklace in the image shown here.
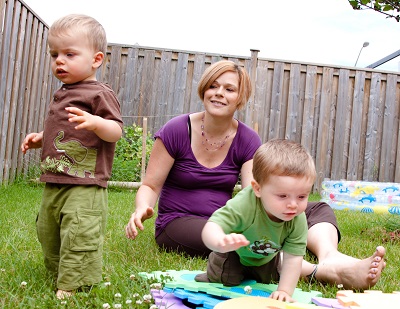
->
[201,112,232,151]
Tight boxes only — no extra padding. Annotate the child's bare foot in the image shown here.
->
[315,246,386,290]
[56,289,74,299]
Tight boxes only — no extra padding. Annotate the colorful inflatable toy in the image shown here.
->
[321,180,400,215]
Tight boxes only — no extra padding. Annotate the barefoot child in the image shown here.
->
[21,14,123,299]
[196,139,316,302]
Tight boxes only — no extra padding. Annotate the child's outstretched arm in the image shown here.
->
[65,107,122,142]
[270,252,303,302]
[20,131,43,154]
[201,221,250,253]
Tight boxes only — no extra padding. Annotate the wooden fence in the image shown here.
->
[1,0,400,191]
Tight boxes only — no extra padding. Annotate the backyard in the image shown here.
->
[1,182,400,308]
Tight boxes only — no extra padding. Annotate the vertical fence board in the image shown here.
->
[286,63,301,141]
[331,69,351,180]
[6,3,25,182]
[268,62,284,140]
[2,0,21,182]
[109,45,122,97]
[0,0,15,183]
[254,60,269,142]
[172,52,189,115]
[315,67,334,188]
[380,74,398,181]
[188,53,206,113]
[347,70,366,180]
[301,65,317,152]
[364,73,383,180]
[121,47,139,124]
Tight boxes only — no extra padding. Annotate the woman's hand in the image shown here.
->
[125,206,154,240]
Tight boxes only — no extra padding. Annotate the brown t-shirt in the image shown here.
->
[40,81,123,188]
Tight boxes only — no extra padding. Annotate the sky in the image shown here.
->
[23,0,400,72]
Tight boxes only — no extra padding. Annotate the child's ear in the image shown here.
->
[251,180,261,198]
[93,52,104,68]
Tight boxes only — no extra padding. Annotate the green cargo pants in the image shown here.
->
[36,183,107,291]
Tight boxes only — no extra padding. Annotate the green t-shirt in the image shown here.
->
[209,186,307,267]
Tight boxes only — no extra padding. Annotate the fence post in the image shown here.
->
[250,49,259,133]
[141,117,148,182]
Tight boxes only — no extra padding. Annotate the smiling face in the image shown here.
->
[48,30,103,84]
[251,175,313,222]
[203,71,240,117]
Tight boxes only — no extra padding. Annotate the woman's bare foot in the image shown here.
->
[56,289,74,299]
[314,246,386,290]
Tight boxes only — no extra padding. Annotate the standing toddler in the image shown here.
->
[21,14,123,299]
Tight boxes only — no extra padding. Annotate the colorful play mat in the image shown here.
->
[140,270,322,308]
[141,270,400,308]
[321,180,400,215]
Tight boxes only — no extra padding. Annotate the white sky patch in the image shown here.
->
[23,0,400,71]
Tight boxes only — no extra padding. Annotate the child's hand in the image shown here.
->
[20,132,43,154]
[66,107,98,131]
[65,106,122,142]
[270,290,295,302]
[217,233,250,252]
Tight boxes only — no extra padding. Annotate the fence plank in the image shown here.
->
[364,72,383,180]
[0,0,15,183]
[2,0,22,183]
[188,53,206,113]
[6,2,25,183]
[109,45,122,97]
[380,74,398,181]
[121,47,139,125]
[331,69,351,180]
[286,63,301,142]
[315,67,334,189]
[347,70,366,180]
[301,65,317,152]
[254,60,269,141]
[172,52,189,115]
[268,61,284,140]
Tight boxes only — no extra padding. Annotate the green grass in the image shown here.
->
[0,183,399,308]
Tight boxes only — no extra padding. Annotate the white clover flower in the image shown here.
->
[114,293,122,298]
[113,304,122,309]
[125,299,132,304]
[132,293,139,298]
[104,282,111,287]
[337,284,344,289]
[103,303,111,309]
[20,281,27,288]
[143,294,152,301]
[0,269,5,272]
[150,283,162,289]
[60,301,67,305]
[136,300,143,304]
[149,305,158,309]
[244,285,252,294]
[129,274,135,280]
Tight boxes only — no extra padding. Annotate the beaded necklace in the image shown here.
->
[201,112,232,151]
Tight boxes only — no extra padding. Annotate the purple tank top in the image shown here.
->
[154,114,261,237]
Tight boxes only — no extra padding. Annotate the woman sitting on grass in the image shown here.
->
[125,60,385,290]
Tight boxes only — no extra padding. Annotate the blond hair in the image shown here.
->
[197,60,252,110]
[48,14,107,55]
[252,139,316,185]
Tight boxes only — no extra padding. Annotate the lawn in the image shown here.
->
[1,182,399,308]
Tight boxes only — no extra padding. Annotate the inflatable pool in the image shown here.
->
[321,180,400,215]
